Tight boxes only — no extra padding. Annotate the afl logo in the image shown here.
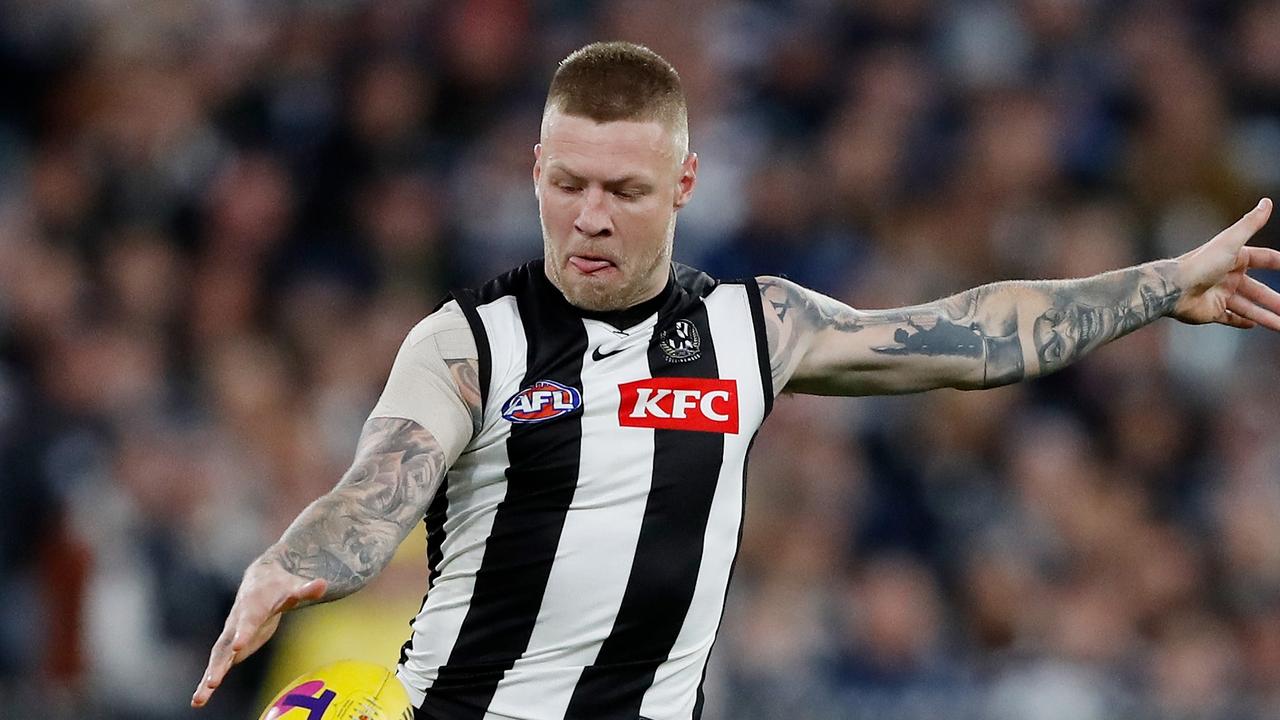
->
[501,380,583,423]
[659,319,701,363]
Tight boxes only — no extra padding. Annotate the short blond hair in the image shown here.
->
[545,41,689,153]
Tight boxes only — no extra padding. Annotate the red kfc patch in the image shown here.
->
[618,378,738,434]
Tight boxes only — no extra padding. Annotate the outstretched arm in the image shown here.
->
[192,305,480,708]
[763,199,1280,396]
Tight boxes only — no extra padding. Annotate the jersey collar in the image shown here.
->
[539,263,676,332]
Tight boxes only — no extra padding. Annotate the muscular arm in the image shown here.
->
[761,261,1181,395]
[259,310,483,602]
[193,306,482,708]
[759,200,1280,395]
[256,416,452,601]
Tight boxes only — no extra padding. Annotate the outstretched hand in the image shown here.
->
[1173,198,1280,330]
[190,566,327,708]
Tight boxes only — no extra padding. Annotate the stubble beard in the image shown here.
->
[542,218,675,312]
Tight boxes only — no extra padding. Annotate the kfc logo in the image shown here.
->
[618,378,738,434]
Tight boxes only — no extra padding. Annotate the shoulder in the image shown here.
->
[672,261,719,297]
[465,259,545,305]
[755,274,861,328]
[755,275,798,296]
[378,302,484,445]
[754,276,813,392]
[755,275,814,321]
[406,301,474,350]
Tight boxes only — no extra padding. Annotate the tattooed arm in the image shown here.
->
[193,304,481,709]
[762,199,1280,396]
[761,264,1177,394]
[259,417,453,599]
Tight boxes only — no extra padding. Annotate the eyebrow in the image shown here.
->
[547,163,651,190]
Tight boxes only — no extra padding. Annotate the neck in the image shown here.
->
[577,272,674,329]
[540,262,675,330]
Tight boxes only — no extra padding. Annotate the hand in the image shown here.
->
[1173,198,1280,330]
[190,563,327,708]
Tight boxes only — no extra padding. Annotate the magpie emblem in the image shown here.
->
[659,319,701,363]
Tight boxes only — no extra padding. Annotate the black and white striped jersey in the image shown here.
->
[396,260,774,720]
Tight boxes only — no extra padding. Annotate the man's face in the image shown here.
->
[1032,304,1117,369]
[534,108,697,311]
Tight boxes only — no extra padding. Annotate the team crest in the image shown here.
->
[659,319,701,363]
[501,380,582,423]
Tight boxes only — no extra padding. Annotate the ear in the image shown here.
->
[532,143,543,195]
[674,152,698,209]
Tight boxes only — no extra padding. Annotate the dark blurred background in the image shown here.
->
[3,0,1280,718]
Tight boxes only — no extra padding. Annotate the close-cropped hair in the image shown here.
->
[545,41,689,153]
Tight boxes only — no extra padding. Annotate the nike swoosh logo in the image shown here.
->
[591,346,626,361]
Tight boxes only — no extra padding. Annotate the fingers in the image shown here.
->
[1226,293,1280,331]
[1215,198,1273,253]
[1255,197,1272,222]
[295,577,328,603]
[192,621,238,707]
[1219,309,1257,329]
[1241,276,1280,316]
[1226,276,1280,332]
[191,576,325,709]
[1244,245,1280,271]
[1243,197,1272,235]
[277,577,328,614]
[192,615,260,707]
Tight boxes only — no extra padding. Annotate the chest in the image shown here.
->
[491,326,748,447]
[473,302,766,461]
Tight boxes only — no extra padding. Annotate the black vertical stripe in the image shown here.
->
[741,278,775,417]
[419,271,588,720]
[692,287,761,718]
[424,478,452,591]
[564,299,725,719]
[446,289,492,408]
[403,287,490,676]
[399,476,451,670]
[692,427,758,720]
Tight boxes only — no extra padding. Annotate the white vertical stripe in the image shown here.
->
[399,295,527,706]
[640,286,765,719]
[397,282,769,718]
[486,315,661,720]
[473,295,532,449]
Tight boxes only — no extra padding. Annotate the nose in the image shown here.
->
[573,187,613,238]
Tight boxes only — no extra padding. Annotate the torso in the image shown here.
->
[398,261,774,720]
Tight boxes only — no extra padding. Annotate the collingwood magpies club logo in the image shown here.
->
[659,319,701,363]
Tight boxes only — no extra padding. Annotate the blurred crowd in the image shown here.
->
[2,0,1280,718]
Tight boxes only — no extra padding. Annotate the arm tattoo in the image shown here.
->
[761,277,867,334]
[261,416,450,600]
[760,277,867,388]
[760,277,1022,390]
[446,358,483,433]
[865,289,1025,386]
[759,260,1180,393]
[1028,262,1180,374]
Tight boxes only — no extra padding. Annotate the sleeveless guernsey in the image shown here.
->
[397,261,774,720]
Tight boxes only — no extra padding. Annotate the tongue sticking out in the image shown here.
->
[570,256,613,273]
